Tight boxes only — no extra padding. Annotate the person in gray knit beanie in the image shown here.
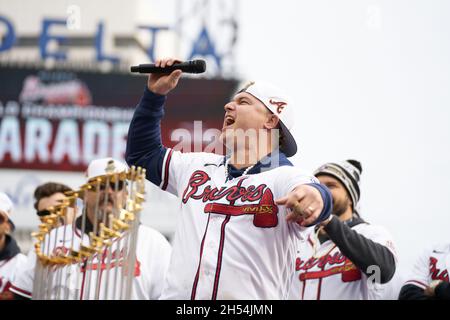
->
[289,159,401,300]
[313,159,362,215]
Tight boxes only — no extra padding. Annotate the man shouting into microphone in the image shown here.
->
[125,58,332,300]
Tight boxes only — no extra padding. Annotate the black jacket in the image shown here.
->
[319,216,396,284]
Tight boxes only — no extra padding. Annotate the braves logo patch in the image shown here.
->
[269,99,287,114]
[182,170,279,228]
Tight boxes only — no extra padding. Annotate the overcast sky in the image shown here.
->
[236,0,450,274]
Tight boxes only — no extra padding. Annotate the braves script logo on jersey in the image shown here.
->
[430,257,449,282]
[296,251,361,282]
[269,99,286,114]
[182,170,279,228]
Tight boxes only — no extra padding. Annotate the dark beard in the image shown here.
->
[332,197,350,217]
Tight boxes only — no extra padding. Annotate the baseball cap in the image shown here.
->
[314,159,362,213]
[239,81,298,157]
[0,192,14,218]
[0,192,16,231]
[86,158,129,181]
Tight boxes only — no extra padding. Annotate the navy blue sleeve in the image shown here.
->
[399,284,430,300]
[306,183,332,226]
[125,87,168,186]
[435,282,450,300]
[399,282,450,300]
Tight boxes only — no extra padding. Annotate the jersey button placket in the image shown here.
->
[197,212,222,298]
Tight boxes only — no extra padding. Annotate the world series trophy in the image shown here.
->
[31,163,146,300]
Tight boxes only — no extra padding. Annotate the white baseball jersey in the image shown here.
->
[158,149,318,300]
[0,253,27,300]
[404,243,450,289]
[10,224,171,300]
[289,222,399,300]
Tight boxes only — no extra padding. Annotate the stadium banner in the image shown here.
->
[0,64,237,230]
[0,64,237,172]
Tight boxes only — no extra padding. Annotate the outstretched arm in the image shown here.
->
[276,183,332,227]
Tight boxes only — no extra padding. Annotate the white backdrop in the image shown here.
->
[236,0,450,275]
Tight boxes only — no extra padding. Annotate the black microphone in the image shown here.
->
[130,59,206,74]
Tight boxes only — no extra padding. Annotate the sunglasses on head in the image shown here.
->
[98,180,126,191]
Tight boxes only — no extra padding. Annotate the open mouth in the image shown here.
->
[223,115,235,130]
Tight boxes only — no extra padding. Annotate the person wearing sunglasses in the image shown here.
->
[0,192,27,300]
[10,158,171,300]
[33,182,74,223]
[6,183,73,300]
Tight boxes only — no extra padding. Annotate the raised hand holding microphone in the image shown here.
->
[131,59,206,74]
[148,58,184,95]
